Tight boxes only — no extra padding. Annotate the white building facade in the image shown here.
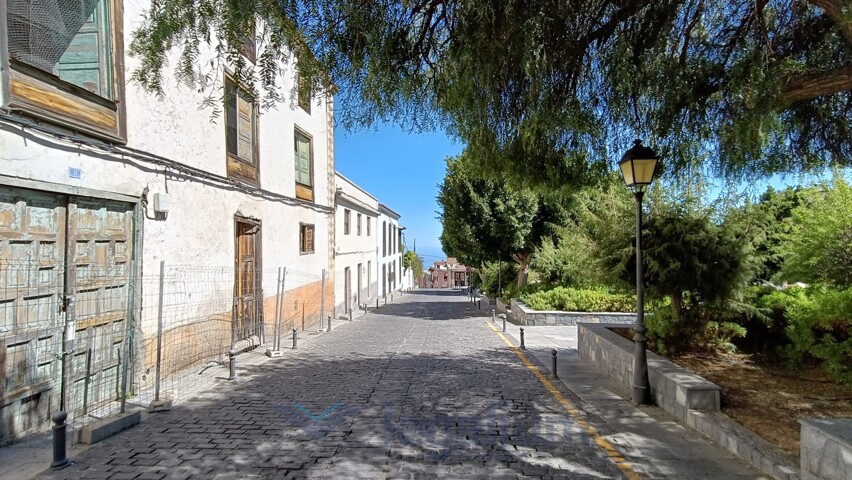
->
[333,173,379,317]
[377,204,404,298]
[0,0,334,444]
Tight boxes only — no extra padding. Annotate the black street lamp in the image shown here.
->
[619,139,660,406]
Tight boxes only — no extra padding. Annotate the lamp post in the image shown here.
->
[619,139,660,406]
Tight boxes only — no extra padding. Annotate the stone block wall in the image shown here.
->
[510,299,635,326]
[578,323,720,421]
[800,419,852,480]
[579,323,800,480]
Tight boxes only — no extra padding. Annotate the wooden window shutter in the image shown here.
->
[237,94,254,163]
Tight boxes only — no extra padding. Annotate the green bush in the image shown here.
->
[645,302,748,355]
[731,285,807,353]
[784,287,852,384]
[521,287,635,312]
[479,261,518,299]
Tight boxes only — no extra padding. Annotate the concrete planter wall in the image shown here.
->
[496,298,510,315]
[799,419,852,480]
[509,298,635,326]
[578,323,800,480]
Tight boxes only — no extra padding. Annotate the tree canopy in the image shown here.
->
[437,152,566,284]
[132,0,852,187]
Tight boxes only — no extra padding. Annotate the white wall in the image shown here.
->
[0,0,334,336]
[377,207,403,297]
[333,173,379,316]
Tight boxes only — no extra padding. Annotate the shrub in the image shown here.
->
[784,287,852,384]
[479,261,518,299]
[731,285,807,353]
[645,302,748,355]
[521,287,635,312]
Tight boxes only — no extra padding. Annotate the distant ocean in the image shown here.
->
[414,245,446,264]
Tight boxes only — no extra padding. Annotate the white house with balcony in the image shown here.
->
[0,0,334,445]
[333,172,380,317]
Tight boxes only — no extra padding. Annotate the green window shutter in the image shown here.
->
[56,0,113,99]
[295,133,312,187]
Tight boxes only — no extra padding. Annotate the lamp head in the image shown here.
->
[619,139,659,190]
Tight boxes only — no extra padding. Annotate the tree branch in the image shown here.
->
[806,0,852,44]
[781,65,852,105]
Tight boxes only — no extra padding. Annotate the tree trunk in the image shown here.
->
[671,290,684,319]
[511,252,533,288]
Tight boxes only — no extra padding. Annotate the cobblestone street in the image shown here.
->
[34,290,760,479]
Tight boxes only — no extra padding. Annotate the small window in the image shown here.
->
[300,224,315,254]
[382,222,387,257]
[367,218,371,236]
[357,214,362,236]
[344,209,351,235]
[225,76,258,184]
[295,129,314,201]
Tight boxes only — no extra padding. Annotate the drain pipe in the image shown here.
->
[0,0,11,110]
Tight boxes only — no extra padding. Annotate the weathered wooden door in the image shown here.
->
[356,263,362,307]
[344,267,351,314]
[0,186,135,445]
[234,219,261,344]
[66,198,134,419]
[0,188,66,444]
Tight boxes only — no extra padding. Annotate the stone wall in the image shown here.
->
[510,299,635,326]
[800,419,852,480]
[579,323,800,480]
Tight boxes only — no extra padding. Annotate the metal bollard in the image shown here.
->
[51,411,69,470]
[491,309,496,323]
[384,296,387,306]
[551,349,559,378]
[520,328,525,350]
[328,315,332,331]
[227,349,237,381]
[292,328,298,349]
[376,298,380,309]
[501,314,506,332]
[349,309,353,321]
[478,299,481,309]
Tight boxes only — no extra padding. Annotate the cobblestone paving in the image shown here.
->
[39,290,649,479]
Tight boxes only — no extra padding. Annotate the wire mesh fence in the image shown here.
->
[0,257,330,446]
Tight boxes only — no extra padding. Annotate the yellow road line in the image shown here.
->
[486,322,641,480]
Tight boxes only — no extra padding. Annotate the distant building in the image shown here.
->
[422,258,469,288]
[334,173,380,317]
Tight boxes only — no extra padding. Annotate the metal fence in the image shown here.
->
[0,258,329,446]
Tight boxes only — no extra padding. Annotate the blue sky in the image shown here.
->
[334,121,460,262]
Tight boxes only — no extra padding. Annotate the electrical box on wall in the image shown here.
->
[153,193,170,214]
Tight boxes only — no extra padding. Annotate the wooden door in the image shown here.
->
[356,263,362,307]
[0,188,66,444]
[0,187,135,444]
[234,220,261,344]
[67,198,134,419]
[344,267,351,314]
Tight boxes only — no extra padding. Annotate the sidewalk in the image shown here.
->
[498,320,770,479]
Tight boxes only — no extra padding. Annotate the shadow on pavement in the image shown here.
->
[38,347,623,479]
